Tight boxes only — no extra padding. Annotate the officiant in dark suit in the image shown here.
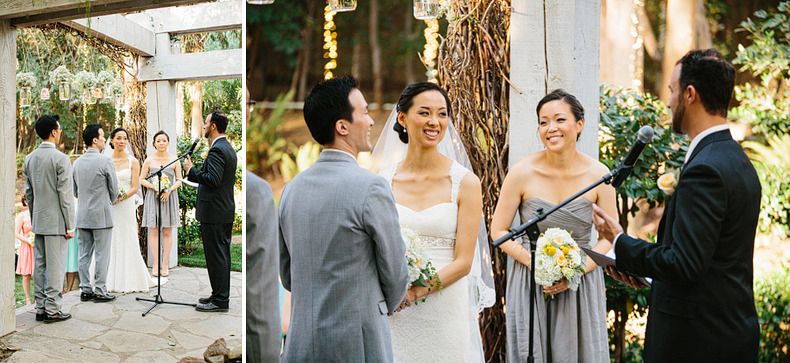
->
[592,49,761,363]
[184,110,238,312]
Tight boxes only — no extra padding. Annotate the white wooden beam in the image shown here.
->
[139,49,242,82]
[510,0,600,166]
[62,15,156,56]
[125,0,242,35]
[4,0,203,28]
[0,20,18,337]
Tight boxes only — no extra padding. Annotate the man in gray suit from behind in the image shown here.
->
[245,86,282,362]
[72,124,118,303]
[278,76,410,362]
[24,115,75,323]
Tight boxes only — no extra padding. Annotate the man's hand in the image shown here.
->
[606,266,650,289]
[591,203,624,242]
[65,231,74,239]
[183,155,193,175]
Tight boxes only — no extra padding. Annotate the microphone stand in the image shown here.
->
[493,166,626,362]
[136,150,197,316]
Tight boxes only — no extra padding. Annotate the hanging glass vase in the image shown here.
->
[19,87,32,107]
[104,82,114,98]
[82,88,96,104]
[328,0,356,12]
[59,82,70,100]
[114,94,124,109]
[413,0,440,20]
[247,0,274,4]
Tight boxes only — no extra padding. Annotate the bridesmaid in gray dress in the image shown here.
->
[139,130,182,277]
[490,89,617,362]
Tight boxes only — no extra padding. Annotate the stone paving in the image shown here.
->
[5,267,242,362]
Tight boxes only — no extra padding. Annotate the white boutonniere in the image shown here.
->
[658,169,680,196]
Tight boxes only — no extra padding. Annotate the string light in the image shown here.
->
[422,19,440,82]
[323,3,338,80]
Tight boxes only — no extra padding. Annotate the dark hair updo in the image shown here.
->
[536,89,584,141]
[109,127,128,150]
[393,82,452,144]
[152,130,170,147]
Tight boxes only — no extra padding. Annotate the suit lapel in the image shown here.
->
[683,129,733,167]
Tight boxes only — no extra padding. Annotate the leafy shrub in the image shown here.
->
[754,266,790,362]
[731,2,790,138]
[743,135,790,238]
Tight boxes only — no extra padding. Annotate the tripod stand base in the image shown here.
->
[136,295,197,316]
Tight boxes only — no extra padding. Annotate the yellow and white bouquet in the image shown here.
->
[28,232,35,246]
[534,228,586,293]
[401,227,441,302]
[118,186,128,200]
[151,175,171,193]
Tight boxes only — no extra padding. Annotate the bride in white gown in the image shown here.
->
[371,82,495,362]
[104,128,155,293]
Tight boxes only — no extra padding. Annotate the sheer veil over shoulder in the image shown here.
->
[103,143,143,206]
[370,108,496,359]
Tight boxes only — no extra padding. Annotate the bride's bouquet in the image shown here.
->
[401,227,441,303]
[118,186,128,200]
[534,228,586,296]
[28,232,35,246]
[151,175,171,193]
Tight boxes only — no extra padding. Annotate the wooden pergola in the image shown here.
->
[0,0,242,336]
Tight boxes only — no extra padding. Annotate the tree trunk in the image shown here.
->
[188,82,203,138]
[612,309,628,363]
[297,1,316,102]
[369,0,383,107]
[660,0,711,101]
[352,33,362,80]
[600,0,641,90]
[404,12,416,86]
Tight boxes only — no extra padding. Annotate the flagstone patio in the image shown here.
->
[3,266,241,362]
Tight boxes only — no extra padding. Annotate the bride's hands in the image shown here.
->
[394,294,413,313]
[543,278,568,296]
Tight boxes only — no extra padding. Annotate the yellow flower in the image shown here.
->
[555,254,568,267]
[658,169,678,195]
[560,246,569,255]
[546,246,557,255]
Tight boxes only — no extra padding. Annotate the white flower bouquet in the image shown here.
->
[401,227,441,302]
[28,232,35,246]
[151,175,171,193]
[97,70,116,85]
[534,228,586,295]
[72,71,98,91]
[118,186,128,200]
[49,66,74,84]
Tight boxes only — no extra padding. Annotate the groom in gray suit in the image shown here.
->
[279,76,409,362]
[24,115,75,323]
[72,124,118,303]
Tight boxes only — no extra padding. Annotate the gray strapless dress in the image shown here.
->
[141,166,181,228]
[506,198,609,363]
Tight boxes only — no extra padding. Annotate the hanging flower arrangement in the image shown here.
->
[97,71,115,98]
[73,71,99,104]
[49,66,74,101]
[16,72,37,88]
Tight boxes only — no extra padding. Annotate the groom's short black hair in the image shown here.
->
[303,76,358,145]
[83,124,102,147]
[208,111,229,134]
[34,115,60,140]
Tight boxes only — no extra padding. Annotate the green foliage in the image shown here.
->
[743,135,790,238]
[598,85,687,220]
[280,142,322,182]
[731,2,790,138]
[754,266,790,363]
[178,218,203,255]
[246,3,306,69]
[246,90,294,173]
[179,243,242,272]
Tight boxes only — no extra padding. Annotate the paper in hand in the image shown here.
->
[177,178,199,188]
[581,247,652,285]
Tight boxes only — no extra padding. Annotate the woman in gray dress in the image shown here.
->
[490,89,617,362]
[139,130,182,277]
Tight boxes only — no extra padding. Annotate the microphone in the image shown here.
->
[184,137,200,156]
[610,125,654,188]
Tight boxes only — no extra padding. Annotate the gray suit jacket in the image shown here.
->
[23,143,75,235]
[279,150,409,362]
[246,170,282,362]
[72,148,118,229]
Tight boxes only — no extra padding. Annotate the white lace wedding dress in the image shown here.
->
[382,161,485,363]
[106,156,155,293]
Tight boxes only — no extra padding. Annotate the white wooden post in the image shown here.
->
[144,32,180,268]
[0,20,17,335]
[510,0,600,166]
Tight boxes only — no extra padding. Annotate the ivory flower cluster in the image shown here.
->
[534,228,586,291]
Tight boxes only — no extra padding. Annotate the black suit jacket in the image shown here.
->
[616,129,761,363]
[188,137,237,224]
